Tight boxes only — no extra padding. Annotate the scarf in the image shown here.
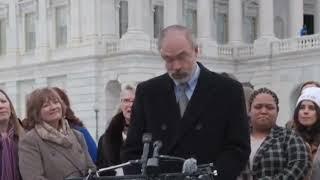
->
[35,119,75,148]
[0,128,20,180]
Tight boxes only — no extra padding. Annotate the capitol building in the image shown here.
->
[0,0,319,139]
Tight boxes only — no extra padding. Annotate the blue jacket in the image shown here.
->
[74,126,97,163]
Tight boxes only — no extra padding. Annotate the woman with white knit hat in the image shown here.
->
[293,87,320,180]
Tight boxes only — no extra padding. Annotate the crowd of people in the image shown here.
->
[0,25,320,180]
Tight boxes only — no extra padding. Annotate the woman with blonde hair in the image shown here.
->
[0,89,24,180]
[19,87,95,180]
[97,84,135,176]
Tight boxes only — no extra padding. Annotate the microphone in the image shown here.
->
[182,158,198,175]
[146,140,162,175]
[140,133,152,175]
[152,140,162,157]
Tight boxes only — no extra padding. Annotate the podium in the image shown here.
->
[65,174,146,180]
[65,172,215,180]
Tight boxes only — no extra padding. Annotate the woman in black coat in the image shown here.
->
[96,85,135,176]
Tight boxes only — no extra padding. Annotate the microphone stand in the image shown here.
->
[97,133,152,177]
[146,141,162,176]
[140,133,152,175]
[96,160,141,177]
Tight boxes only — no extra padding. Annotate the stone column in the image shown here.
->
[315,0,320,33]
[197,0,215,41]
[70,0,82,46]
[228,0,243,45]
[254,0,278,56]
[100,0,117,41]
[197,0,217,56]
[36,0,49,61]
[121,0,150,50]
[163,0,183,27]
[288,0,303,37]
[6,0,19,62]
[84,0,98,44]
[258,0,275,38]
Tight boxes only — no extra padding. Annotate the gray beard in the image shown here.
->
[169,73,191,84]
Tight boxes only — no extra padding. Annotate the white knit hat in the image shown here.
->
[296,87,320,108]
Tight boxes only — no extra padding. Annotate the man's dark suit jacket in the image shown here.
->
[121,62,250,180]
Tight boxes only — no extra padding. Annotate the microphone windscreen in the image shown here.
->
[182,158,198,174]
[142,133,152,143]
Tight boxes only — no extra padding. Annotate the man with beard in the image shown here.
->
[121,25,250,180]
[239,88,311,180]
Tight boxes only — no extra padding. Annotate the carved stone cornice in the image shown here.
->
[243,0,258,17]
[49,0,68,8]
[17,0,37,17]
[48,0,69,17]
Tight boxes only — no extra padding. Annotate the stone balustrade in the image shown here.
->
[217,45,234,57]
[272,34,320,54]
[106,35,320,58]
[106,39,159,55]
[236,45,254,57]
[106,41,120,55]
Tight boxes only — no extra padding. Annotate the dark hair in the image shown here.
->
[248,87,279,112]
[293,100,320,147]
[52,87,84,127]
[25,87,66,129]
[0,89,24,137]
[300,81,320,93]
[157,24,197,51]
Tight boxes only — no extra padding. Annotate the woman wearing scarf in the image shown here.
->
[18,87,95,180]
[0,89,24,180]
[52,87,97,163]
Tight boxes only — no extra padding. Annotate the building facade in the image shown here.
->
[0,0,319,139]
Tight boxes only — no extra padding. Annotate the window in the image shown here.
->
[153,5,164,38]
[119,1,128,38]
[25,13,36,51]
[274,16,284,39]
[0,20,6,55]
[56,6,68,47]
[243,16,257,43]
[184,0,197,37]
[217,13,228,44]
[186,9,197,37]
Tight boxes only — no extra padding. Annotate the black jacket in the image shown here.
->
[121,62,251,180]
[97,112,126,176]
